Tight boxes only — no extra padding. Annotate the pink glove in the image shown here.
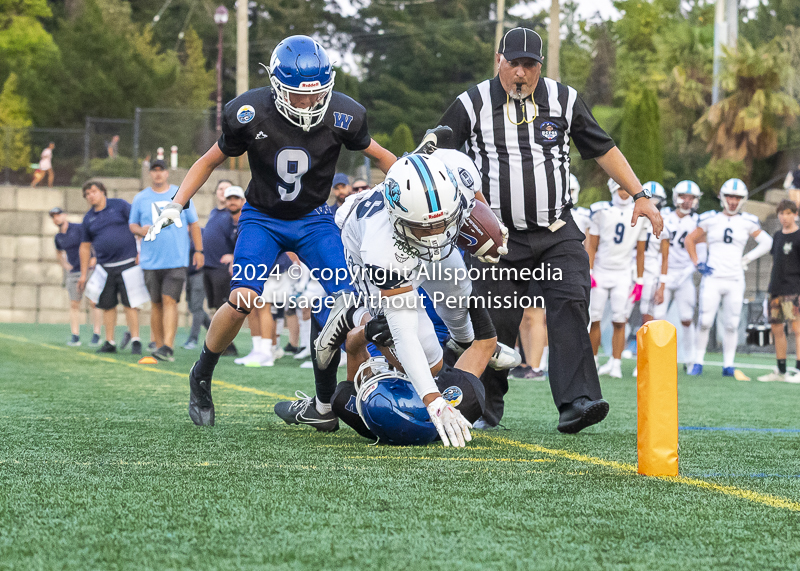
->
[591,274,597,288]
[630,283,643,302]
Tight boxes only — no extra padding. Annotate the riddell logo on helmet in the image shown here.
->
[427,211,445,219]
[300,81,321,88]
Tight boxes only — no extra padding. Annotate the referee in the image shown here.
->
[438,27,663,433]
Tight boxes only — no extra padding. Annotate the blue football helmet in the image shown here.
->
[354,358,439,446]
[269,35,335,131]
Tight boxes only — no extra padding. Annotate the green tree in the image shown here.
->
[620,87,663,183]
[351,0,496,137]
[165,27,214,109]
[694,39,800,182]
[388,124,415,157]
[0,73,33,172]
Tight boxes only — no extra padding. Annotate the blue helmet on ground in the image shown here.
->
[269,35,335,131]
[354,358,438,446]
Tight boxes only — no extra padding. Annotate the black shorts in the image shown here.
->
[331,364,485,441]
[203,266,231,309]
[144,267,187,303]
[96,261,136,310]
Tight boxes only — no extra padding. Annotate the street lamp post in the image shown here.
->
[214,5,229,135]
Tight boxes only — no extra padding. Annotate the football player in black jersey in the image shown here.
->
[145,35,396,427]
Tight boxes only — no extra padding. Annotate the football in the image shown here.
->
[457,200,504,258]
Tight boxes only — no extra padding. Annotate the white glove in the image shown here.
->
[477,221,509,264]
[741,257,750,272]
[144,202,183,241]
[426,396,472,448]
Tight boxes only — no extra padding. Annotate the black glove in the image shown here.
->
[364,314,394,347]
[411,125,454,155]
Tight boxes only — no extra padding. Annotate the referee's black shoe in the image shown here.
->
[557,397,609,434]
[189,362,214,426]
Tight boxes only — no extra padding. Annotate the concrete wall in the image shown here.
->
[0,179,237,327]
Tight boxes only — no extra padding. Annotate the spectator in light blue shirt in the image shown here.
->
[129,160,203,362]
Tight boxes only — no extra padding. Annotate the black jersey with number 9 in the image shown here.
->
[218,87,372,220]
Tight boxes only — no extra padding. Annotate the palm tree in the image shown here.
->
[694,38,800,182]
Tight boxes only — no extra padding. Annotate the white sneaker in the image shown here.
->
[258,352,275,367]
[273,346,285,360]
[621,349,633,359]
[784,372,800,384]
[597,359,614,376]
[632,366,637,377]
[758,370,785,382]
[235,350,262,366]
[300,360,313,369]
[294,346,311,360]
[609,360,623,378]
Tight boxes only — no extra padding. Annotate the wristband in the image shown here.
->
[196,250,204,254]
[660,273,668,281]
[635,277,644,286]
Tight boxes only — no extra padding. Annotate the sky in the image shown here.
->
[511,0,763,22]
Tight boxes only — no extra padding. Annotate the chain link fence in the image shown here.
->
[3,107,376,187]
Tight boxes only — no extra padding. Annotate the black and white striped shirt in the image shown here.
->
[440,76,615,231]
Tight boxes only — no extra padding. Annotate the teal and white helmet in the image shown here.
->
[643,181,667,209]
[719,178,748,215]
[672,180,702,214]
[383,154,465,262]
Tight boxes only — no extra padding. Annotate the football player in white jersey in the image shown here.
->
[570,173,592,238]
[587,180,649,378]
[652,180,702,366]
[638,182,671,324]
[685,178,773,377]
[276,152,515,446]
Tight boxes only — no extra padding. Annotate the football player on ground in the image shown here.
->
[145,36,396,426]
[652,180,703,367]
[685,179,773,377]
[275,152,514,446]
[587,180,649,378]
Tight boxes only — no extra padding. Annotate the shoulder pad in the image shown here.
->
[222,87,270,126]
[698,210,717,222]
[741,212,760,224]
[590,201,610,215]
[660,206,673,216]
[324,92,367,132]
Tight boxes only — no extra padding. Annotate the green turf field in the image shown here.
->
[1,323,799,570]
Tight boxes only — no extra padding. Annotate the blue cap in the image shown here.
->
[332,173,350,188]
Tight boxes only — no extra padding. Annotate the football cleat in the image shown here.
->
[687,364,703,376]
[489,342,522,370]
[274,391,339,432]
[722,367,735,377]
[757,370,783,382]
[188,362,214,426]
[608,361,623,379]
[314,292,355,370]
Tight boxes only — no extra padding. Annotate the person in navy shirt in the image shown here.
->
[79,181,141,355]
[50,207,102,347]
[129,160,203,362]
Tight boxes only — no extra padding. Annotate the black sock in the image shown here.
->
[195,343,221,379]
[778,359,787,374]
[795,359,800,371]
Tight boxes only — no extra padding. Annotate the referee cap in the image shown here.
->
[498,28,543,64]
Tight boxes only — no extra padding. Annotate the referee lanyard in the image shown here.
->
[506,93,538,125]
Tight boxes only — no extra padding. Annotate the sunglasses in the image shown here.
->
[353,185,369,191]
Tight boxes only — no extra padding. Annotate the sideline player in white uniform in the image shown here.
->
[685,178,773,377]
[587,180,649,378]
[638,182,671,324]
[570,174,592,238]
[653,180,703,365]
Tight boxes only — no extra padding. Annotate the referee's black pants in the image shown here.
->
[471,215,603,425]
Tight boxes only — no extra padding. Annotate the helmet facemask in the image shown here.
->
[392,207,463,262]
[720,193,745,215]
[270,74,335,131]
